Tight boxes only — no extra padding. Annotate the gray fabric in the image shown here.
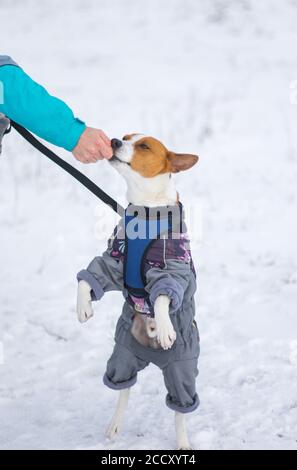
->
[164,361,199,413]
[166,391,199,413]
[0,55,19,67]
[103,371,138,390]
[78,209,199,413]
[104,342,148,390]
[77,252,123,300]
[104,308,200,413]
[146,260,193,315]
[77,269,105,301]
[78,250,196,319]
[0,114,10,155]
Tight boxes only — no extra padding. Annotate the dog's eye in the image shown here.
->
[139,143,150,150]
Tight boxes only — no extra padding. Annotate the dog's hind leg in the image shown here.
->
[175,412,192,450]
[105,388,130,440]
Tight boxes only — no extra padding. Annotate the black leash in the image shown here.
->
[10,120,124,217]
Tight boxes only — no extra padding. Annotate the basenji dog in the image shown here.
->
[77,134,199,449]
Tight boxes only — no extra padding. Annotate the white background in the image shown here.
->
[1,0,297,450]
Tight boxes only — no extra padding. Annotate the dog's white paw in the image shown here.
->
[77,280,94,323]
[156,319,177,350]
[154,295,176,350]
[105,419,122,440]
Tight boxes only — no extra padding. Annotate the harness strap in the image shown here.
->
[123,207,174,297]
[10,120,124,216]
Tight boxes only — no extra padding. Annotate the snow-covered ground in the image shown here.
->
[1,0,297,450]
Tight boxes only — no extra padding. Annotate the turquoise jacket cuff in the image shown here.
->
[64,118,86,151]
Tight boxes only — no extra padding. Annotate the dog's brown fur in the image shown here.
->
[125,136,198,177]
[131,312,162,349]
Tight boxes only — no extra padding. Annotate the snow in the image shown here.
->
[1,0,297,450]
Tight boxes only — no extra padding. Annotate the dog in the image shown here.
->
[76,134,199,449]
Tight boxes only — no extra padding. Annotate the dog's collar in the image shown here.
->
[124,201,184,223]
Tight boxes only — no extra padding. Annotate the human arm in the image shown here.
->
[0,56,112,160]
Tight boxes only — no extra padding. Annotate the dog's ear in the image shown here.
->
[167,152,199,173]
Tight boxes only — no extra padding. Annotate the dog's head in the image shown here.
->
[110,134,198,178]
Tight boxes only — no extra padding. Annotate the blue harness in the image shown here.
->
[123,205,177,298]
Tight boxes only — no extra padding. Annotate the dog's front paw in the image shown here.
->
[157,320,177,350]
[154,295,176,350]
[77,280,94,323]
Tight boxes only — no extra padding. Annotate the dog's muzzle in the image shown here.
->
[110,138,131,165]
[111,138,122,151]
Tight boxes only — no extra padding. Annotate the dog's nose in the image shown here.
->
[111,138,123,150]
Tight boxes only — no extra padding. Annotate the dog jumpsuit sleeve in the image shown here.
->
[0,56,86,151]
[77,251,123,301]
[145,259,193,314]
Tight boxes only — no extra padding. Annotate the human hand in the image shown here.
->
[72,127,113,163]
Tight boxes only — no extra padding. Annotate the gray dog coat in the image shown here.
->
[77,203,200,413]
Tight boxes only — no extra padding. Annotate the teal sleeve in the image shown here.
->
[0,65,86,151]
